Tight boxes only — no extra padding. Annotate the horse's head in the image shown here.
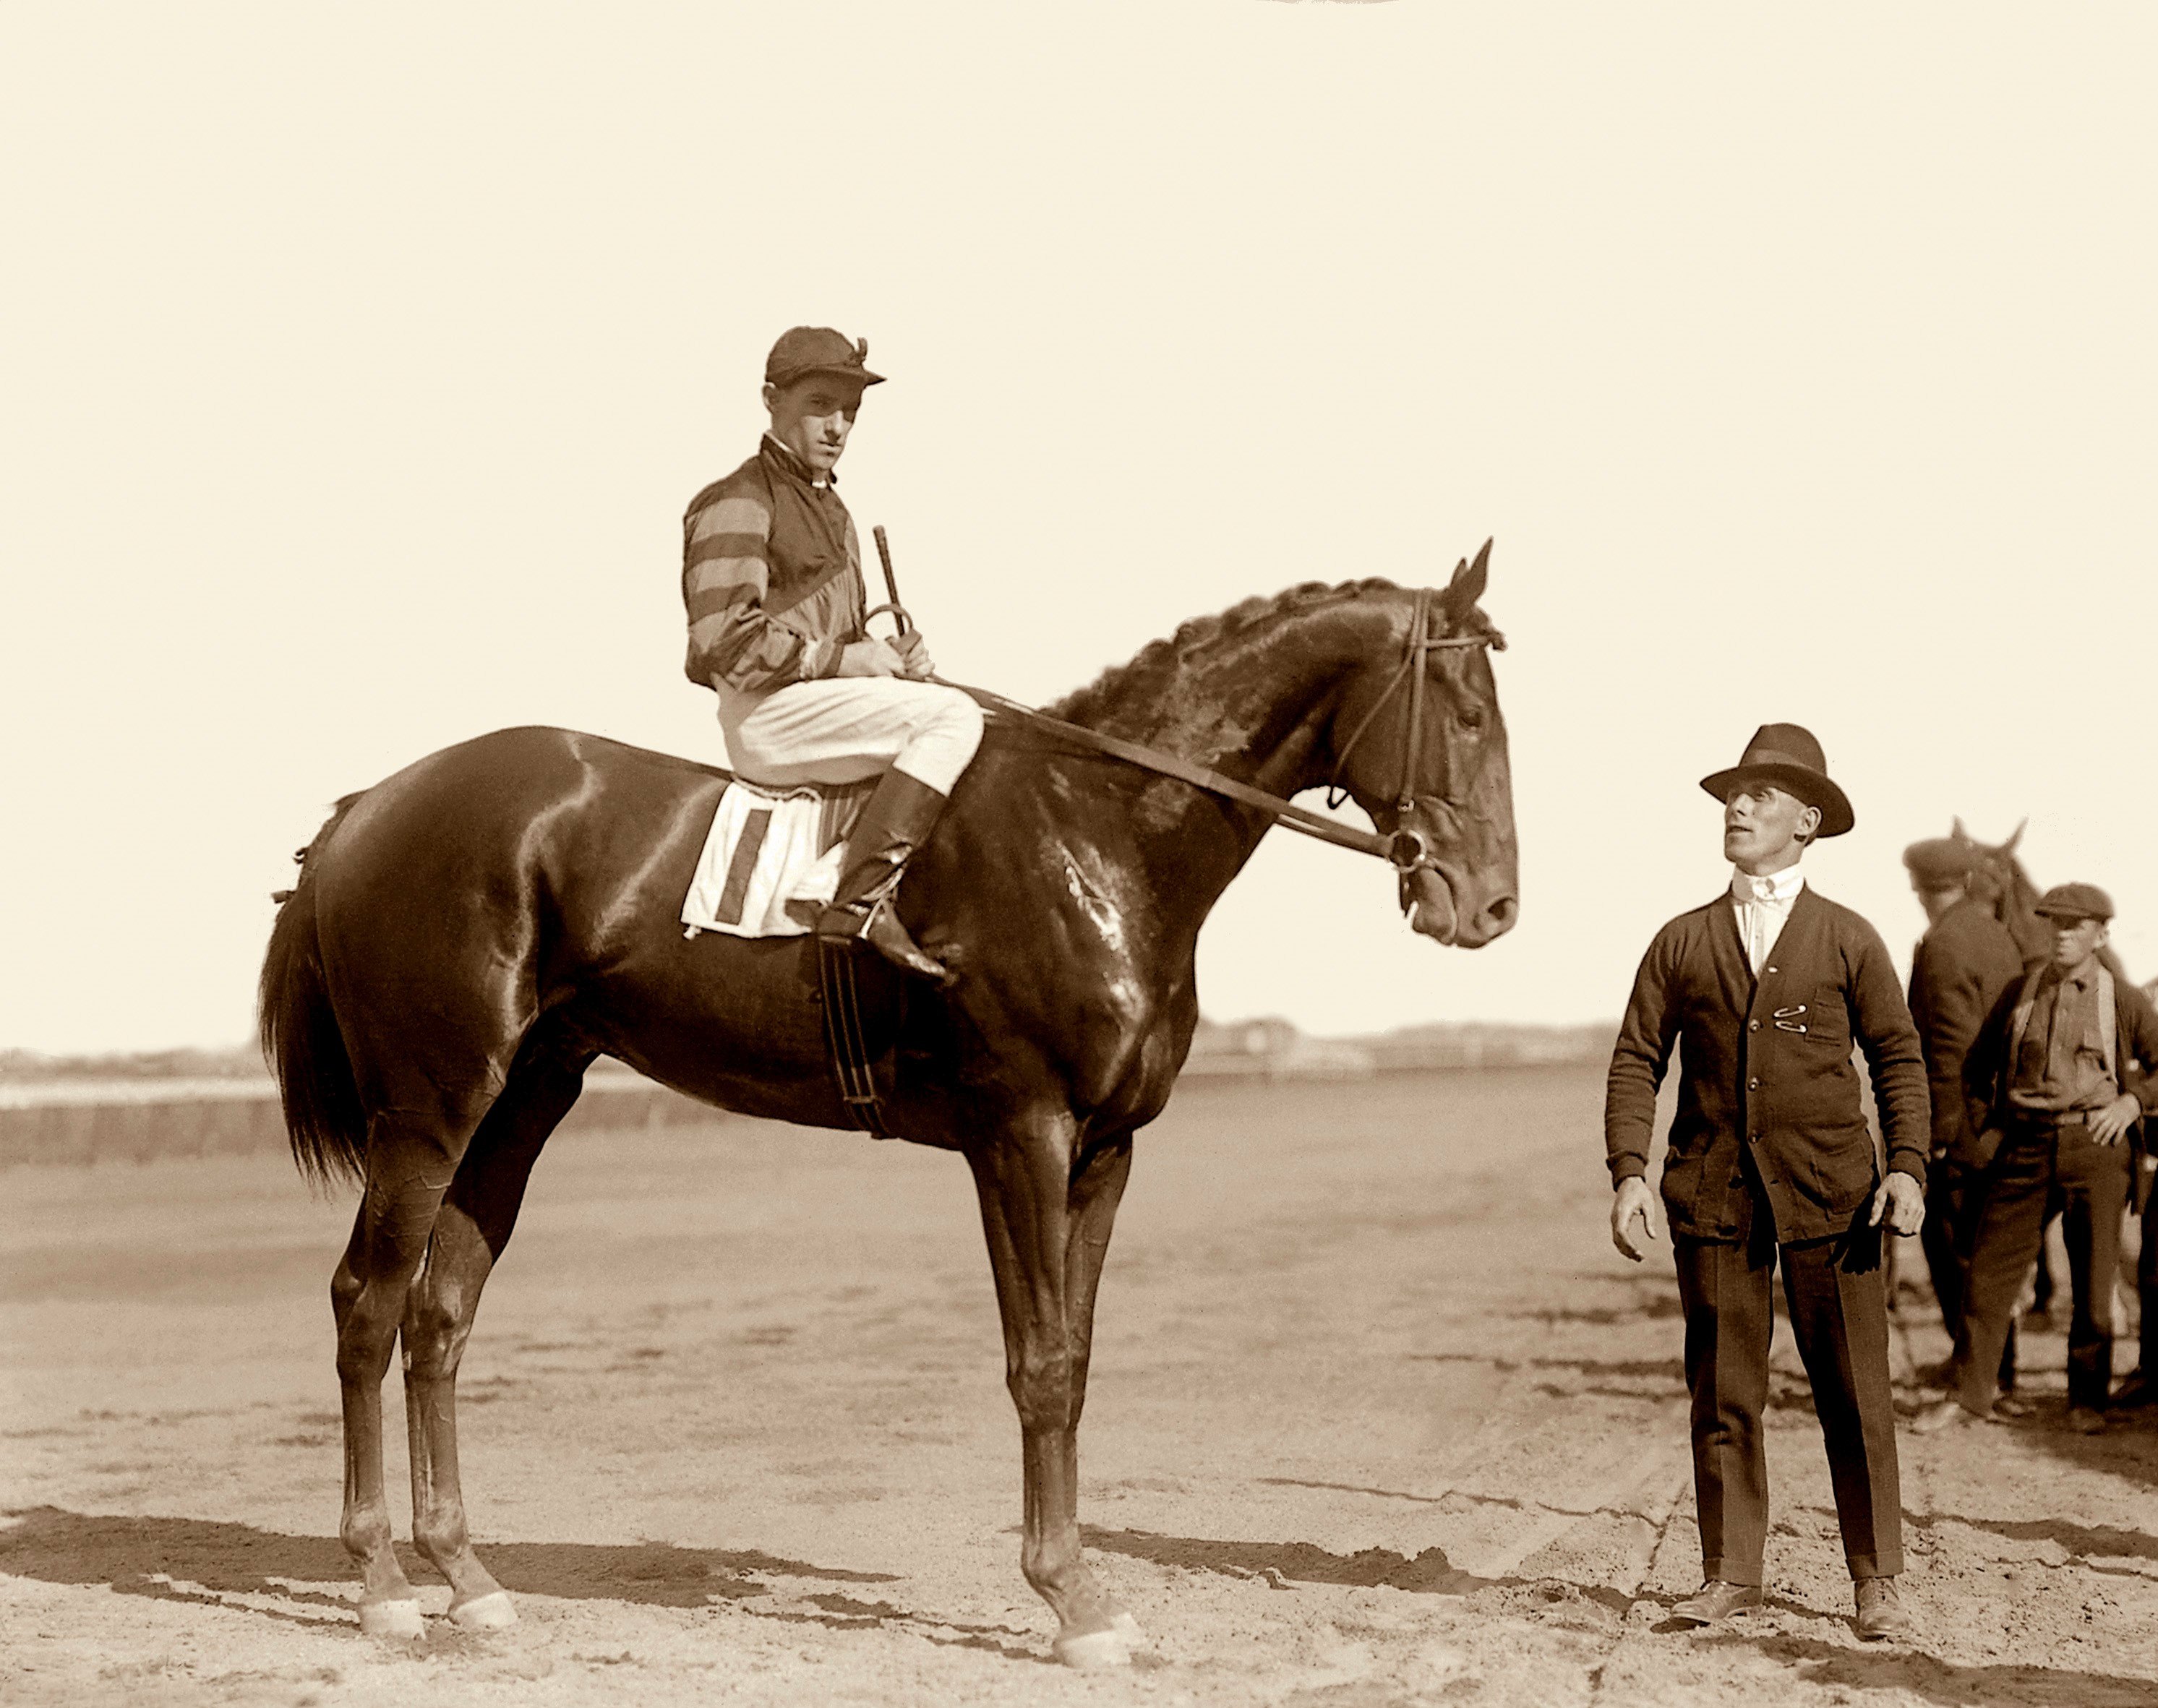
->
[1326,545,1519,948]
[1951,817,2051,964]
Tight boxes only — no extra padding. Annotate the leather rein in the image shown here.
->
[913,588,1496,877]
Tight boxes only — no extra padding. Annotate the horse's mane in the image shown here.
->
[1048,577,1502,727]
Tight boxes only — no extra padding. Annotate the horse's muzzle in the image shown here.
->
[1401,862,1517,948]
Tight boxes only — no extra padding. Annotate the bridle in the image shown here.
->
[932,585,1498,879]
[1322,585,1501,856]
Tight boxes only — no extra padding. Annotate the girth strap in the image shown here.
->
[817,938,895,1138]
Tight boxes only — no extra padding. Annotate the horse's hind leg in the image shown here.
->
[331,1121,463,1638]
[403,1050,590,1629]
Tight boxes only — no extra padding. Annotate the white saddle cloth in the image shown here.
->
[680,778,870,940]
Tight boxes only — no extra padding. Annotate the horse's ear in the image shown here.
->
[1442,539,1492,617]
[2003,819,2026,855]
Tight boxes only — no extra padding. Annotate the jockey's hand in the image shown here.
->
[1868,1170,1925,1236]
[836,640,904,679]
[2090,1092,2141,1146]
[1610,1177,1658,1263]
[892,630,935,680]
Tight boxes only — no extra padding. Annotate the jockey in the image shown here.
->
[681,327,984,982]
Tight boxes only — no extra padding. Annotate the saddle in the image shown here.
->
[680,775,901,1138]
[680,776,873,939]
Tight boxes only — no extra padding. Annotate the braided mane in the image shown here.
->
[1050,577,1500,727]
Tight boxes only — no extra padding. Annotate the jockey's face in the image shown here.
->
[764,377,865,480]
[1721,777,1819,875]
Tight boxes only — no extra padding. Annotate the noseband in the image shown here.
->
[1324,588,1499,861]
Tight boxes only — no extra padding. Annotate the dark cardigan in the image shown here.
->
[1606,883,1931,1243]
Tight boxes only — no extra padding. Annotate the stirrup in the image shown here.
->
[820,897,953,984]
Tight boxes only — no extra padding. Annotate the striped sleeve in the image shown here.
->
[682,490,817,693]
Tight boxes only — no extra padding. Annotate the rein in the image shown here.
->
[932,591,1495,876]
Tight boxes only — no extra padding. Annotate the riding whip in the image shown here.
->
[870,525,912,635]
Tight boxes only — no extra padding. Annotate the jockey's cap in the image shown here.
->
[766,327,886,392]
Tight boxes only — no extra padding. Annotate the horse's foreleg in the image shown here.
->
[403,1055,584,1631]
[969,1127,1136,1668]
[333,1140,455,1639]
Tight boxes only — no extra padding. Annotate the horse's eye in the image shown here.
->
[1459,706,1486,732]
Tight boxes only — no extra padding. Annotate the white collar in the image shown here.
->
[1730,864,1805,906]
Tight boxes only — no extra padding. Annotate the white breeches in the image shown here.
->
[716,677,985,795]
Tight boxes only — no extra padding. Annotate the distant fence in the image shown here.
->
[0,1077,732,1170]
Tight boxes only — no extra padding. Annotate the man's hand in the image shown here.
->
[1868,1171,1925,1236]
[1610,1177,1658,1262]
[836,639,904,679]
[2090,1092,2142,1146]
[892,630,936,681]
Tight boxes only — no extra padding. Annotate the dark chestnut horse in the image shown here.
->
[259,561,1518,1665]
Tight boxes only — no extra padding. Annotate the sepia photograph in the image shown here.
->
[4,4,2157,1703]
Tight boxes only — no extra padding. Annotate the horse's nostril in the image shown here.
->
[1486,896,1519,931]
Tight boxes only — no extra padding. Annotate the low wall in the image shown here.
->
[0,1078,732,1170]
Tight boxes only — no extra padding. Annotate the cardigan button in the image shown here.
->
[1749,1020,1761,1032]
[1749,1077,1760,1089]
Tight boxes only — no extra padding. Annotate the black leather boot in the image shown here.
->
[817,769,953,983]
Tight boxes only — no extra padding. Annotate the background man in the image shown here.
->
[1903,838,2026,1389]
[1916,885,2158,1433]
[2121,979,2158,1409]
[680,327,985,981]
[1606,724,1929,1642]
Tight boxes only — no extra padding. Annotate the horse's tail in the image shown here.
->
[259,794,369,1189]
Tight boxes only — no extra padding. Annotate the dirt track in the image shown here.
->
[5,1067,2158,1707]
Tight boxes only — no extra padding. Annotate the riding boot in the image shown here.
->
[817,769,954,984]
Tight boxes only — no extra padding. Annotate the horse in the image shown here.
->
[1951,817,2133,981]
[257,557,1519,1667]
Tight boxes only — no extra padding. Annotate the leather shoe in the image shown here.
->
[2112,1370,2158,1409]
[1854,1575,1911,1641]
[2064,1405,2107,1435]
[1909,1397,1982,1434]
[1669,1580,1763,1626]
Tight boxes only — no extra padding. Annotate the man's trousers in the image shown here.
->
[1952,1119,2129,1415]
[2139,1172,2158,1380]
[1919,1159,2017,1390]
[716,677,984,793]
[1674,1225,1904,1585]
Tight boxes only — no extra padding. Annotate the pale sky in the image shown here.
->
[4,4,2154,1054]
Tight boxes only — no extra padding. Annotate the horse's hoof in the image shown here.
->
[358,1597,424,1640]
[450,1590,518,1631]
[1110,1609,1147,1649]
[1053,1626,1134,1670]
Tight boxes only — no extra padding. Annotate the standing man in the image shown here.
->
[681,327,985,982]
[2117,979,2158,1409]
[1903,838,2026,1386]
[1606,724,1929,1642]
[1914,885,2158,1433]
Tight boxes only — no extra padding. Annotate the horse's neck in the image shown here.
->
[1040,602,1384,943]
[1082,602,1379,802]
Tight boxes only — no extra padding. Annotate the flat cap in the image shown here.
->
[1903,838,1975,886]
[764,326,885,391]
[2033,882,2114,922]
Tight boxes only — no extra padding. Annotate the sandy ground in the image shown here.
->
[5,1065,2158,1707]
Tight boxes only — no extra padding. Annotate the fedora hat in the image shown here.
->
[1699,723,1854,838]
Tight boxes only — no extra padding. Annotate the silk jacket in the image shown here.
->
[1606,884,1930,1243]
